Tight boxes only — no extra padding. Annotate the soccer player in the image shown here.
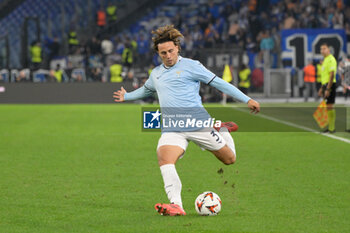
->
[318,43,337,133]
[113,25,260,216]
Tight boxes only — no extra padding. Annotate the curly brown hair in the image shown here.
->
[151,25,183,52]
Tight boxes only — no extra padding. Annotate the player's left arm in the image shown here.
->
[209,77,260,113]
[190,61,260,113]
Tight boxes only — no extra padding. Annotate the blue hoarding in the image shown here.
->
[281,29,347,68]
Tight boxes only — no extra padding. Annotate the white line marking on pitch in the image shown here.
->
[233,107,350,144]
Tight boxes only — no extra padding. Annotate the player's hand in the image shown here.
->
[318,88,323,97]
[113,87,126,102]
[247,99,260,114]
[324,89,330,98]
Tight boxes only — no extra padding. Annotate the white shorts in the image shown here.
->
[157,128,226,153]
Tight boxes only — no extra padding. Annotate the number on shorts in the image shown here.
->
[210,130,222,143]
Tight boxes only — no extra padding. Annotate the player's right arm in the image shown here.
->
[113,74,156,102]
[113,85,155,102]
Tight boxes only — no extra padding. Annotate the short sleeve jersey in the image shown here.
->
[321,54,337,85]
[144,56,216,108]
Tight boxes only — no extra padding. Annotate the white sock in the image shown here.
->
[219,127,236,158]
[160,164,183,209]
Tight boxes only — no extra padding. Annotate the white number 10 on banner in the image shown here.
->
[281,29,346,68]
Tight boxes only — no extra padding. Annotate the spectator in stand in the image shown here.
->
[344,6,350,23]
[16,70,29,82]
[257,29,275,64]
[214,17,225,36]
[19,0,349,84]
[137,34,150,63]
[47,70,56,82]
[238,12,249,30]
[316,8,328,28]
[114,36,125,54]
[228,20,239,44]
[259,12,271,29]
[90,67,103,82]
[106,2,117,25]
[96,6,107,30]
[173,12,182,30]
[283,12,296,29]
[71,72,84,82]
[191,25,204,48]
[248,14,263,41]
[207,0,220,19]
[47,37,60,65]
[241,1,251,16]
[88,37,101,56]
[228,9,239,25]
[184,34,194,58]
[204,23,218,48]
[246,36,257,53]
[222,3,234,21]
[332,10,343,28]
[271,26,280,54]
[259,29,275,51]
[101,37,114,55]
[123,69,138,89]
[101,37,114,65]
[236,28,246,48]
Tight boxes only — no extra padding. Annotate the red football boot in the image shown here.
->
[154,203,186,216]
[214,121,239,132]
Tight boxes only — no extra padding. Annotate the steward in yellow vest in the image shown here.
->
[68,30,79,54]
[222,64,233,83]
[30,41,42,70]
[110,63,123,82]
[122,43,133,69]
[106,3,117,24]
[68,31,79,46]
[54,70,63,83]
[238,64,251,94]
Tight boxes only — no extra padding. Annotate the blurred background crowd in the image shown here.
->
[0,0,349,99]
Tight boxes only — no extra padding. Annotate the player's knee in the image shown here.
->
[157,152,168,166]
[158,157,170,166]
[157,146,184,166]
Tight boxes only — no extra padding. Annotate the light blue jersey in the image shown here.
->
[125,56,251,106]
[144,56,214,108]
[124,56,251,131]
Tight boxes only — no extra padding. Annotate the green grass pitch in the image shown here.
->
[0,104,349,233]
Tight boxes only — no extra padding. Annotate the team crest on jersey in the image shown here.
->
[176,70,183,77]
